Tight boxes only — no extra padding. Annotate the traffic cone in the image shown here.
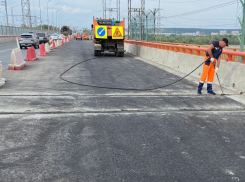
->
[31,47,38,60]
[39,44,47,56]
[25,47,36,61]
[62,39,65,45]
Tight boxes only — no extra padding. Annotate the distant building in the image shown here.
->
[196,31,200,36]
[211,32,219,36]
[231,31,239,35]
[182,33,195,36]
[220,30,227,35]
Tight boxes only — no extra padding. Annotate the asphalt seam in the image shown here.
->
[0,108,245,115]
[0,94,241,97]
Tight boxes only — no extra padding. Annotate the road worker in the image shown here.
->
[74,33,77,40]
[197,38,228,95]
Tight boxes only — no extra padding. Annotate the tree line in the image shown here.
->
[150,34,240,45]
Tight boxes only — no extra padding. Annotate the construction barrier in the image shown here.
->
[61,39,65,46]
[8,48,26,70]
[45,43,50,52]
[54,40,58,48]
[0,61,6,87]
[39,44,47,56]
[25,47,38,61]
[57,40,61,46]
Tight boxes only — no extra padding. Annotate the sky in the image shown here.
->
[0,0,241,30]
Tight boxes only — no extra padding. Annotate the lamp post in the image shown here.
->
[39,0,42,30]
[57,11,64,33]
[56,9,61,32]
[52,3,58,31]
[47,0,51,33]
[59,13,66,31]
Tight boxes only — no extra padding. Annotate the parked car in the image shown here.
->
[50,34,59,40]
[36,32,49,44]
[57,34,64,40]
[19,33,39,49]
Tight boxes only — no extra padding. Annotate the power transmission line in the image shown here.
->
[162,1,237,19]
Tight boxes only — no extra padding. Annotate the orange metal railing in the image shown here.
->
[125,40,245,64]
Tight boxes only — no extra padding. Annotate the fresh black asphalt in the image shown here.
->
[0,40,245,182]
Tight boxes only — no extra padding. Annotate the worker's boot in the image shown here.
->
[207,83,216,95]
[197,82,204,95]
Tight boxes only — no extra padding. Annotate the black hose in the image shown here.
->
[60,57,204,91]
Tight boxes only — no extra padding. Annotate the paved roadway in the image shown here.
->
[0,40,245,182]
[0,43,40,70]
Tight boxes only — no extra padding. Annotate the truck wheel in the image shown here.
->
[98,51,102,56]
[120,52,124,57]
[94,50,98,56]
[116,50,119,57]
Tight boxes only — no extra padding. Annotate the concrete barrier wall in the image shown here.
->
[0,36,19,45]
[125,43,245,93]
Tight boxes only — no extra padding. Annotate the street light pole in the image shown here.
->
[57,11,64,33]
[47,0,51,33]
[56,9,61,32]
[39,0,42,30]
[60,13,66,31]
[52,3,58,31]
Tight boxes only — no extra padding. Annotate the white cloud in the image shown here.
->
[61,5,91,14]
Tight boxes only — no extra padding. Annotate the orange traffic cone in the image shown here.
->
[25,47,35,61]
[25,47,37,61]
[62,39,65,45]
[39,44,47,56]
[31,47,38,60]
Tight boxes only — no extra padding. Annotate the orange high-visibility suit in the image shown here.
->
[198,41,223,93]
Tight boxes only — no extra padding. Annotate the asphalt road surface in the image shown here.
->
[0,40,245,182]
[0,43,40,70]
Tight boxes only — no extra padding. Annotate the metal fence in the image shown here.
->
[130,13,156,41]
[0,25,57,36]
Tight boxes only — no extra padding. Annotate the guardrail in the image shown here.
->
[0,35,20,38]
[125,40,245,64]
[155,42,244,52]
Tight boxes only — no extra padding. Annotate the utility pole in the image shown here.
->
[141,0,145,40]
[47,0,51,33]
[128,0,131,39]
[150,8,159,42]
[103,0,106,19]
[21,0,32,28]
[106,1,120,20]
[52,3,58,31]
[238,0,245,63]
[117,0,120,20]
[11,7,14,26]
[56,9,61,32]
[34,16,37,27]
[157,0,161,37]
[1,0,9,26]
[39,0,42,30]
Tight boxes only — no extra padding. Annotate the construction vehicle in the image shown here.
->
[83,33,90,40]
[92,17,125,57]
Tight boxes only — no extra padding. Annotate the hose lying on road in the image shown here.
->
[60,57,204,91]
